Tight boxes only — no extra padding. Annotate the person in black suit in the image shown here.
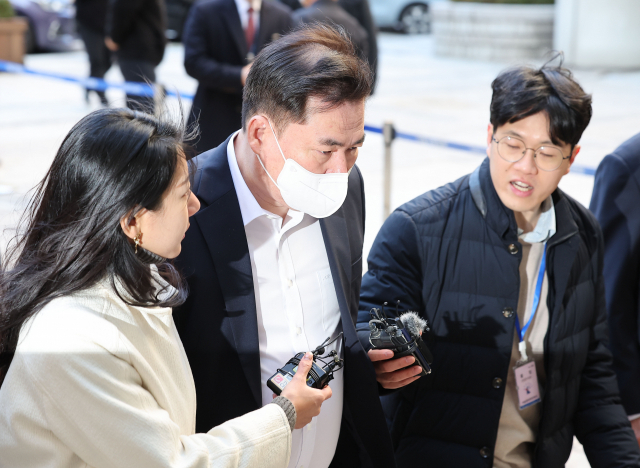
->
[590,132,640,446]
[105,0,167,111]
[174,25,406,468]
[183,0,293,153]
[292,0,369,62]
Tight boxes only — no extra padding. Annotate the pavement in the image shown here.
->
[2,33,640,466]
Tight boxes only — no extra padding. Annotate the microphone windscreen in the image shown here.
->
[399,311,428,337]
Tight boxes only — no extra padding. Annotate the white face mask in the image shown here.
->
[254,120,350,219]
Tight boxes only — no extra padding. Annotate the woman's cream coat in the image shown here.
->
[0,279,292,468]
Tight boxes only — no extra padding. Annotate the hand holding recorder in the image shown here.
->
[367,302,433,389]
[273,351,334,429]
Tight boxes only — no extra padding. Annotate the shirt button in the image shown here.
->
[508,244,519,255]
[492,377,503,389]
[479,446,491,458]
[502,307,514,318]
[296,327,302,335]
[287,279,293,287]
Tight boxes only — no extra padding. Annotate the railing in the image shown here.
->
[0,59,598,217]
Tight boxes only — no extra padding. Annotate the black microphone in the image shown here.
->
[399,311,429,336]
[400,311,434,365]
[368,305,433,376]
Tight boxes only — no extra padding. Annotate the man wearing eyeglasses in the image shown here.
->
[356,63,640,467]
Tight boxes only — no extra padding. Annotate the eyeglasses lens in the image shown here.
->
[497,137,564,171]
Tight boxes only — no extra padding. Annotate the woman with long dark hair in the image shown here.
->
[0,108,330,467]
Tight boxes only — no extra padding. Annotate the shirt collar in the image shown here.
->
[234,0,261,13]
[518,196,556,243]
[227,131,272,226]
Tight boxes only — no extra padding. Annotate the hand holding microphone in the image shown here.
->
[367,302,433,390]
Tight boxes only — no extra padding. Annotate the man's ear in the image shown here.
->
[247,115,269,156]
[564,145,581,175]
[486,123,494,158]
[570,145,581,164]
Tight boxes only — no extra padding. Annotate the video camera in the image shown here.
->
[267,333,345,396]
[368,301,433,376]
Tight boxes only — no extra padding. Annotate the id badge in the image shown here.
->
[514,360,541,410]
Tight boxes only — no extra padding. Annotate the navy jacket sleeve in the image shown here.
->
[358,209,424,349]
[590,153,640,416]
[182,2,244,92]
[572,223,640,466]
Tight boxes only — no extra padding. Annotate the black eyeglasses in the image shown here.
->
[492,135,571,172]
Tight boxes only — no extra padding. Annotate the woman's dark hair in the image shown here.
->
[490,55,593,148]
[242,23,373,134]
[0,107,195,384]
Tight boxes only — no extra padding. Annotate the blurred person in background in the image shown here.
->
[357,62,640,467]
[0,107,330,468]
[182,0,292,153]
[277,0,378,91]
[174,25,398,468]
[76,0,112,106]
[105,0,167,111]
[334,0,377,91]
[590,132,640,447]
[292,0,369,64]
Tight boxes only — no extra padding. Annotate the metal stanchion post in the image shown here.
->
[382,121,396,219]
[154,83,167,111]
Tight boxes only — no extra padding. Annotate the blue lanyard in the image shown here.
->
[515,243,547,343]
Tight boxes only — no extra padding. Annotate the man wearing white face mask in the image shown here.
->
[254,119,352,219]
[174,25,406,468]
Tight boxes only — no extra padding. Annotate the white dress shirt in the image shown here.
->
[234,0,261,33]
[227,133,344,468]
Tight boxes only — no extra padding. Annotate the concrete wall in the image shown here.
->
[432,2,554,62]
[555,0,640,69]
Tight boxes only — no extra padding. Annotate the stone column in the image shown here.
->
[432,2,554,62]
[555,0,640,69]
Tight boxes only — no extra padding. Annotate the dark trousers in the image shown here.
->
[118,58,157,112]
[76,23,112,104]
[77,23,112,103]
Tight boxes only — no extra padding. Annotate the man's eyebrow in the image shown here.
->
[502,129,554,146]
[177,175,190,187]
[318,133,366,147]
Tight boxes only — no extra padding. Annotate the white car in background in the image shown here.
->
[370,0,446,34]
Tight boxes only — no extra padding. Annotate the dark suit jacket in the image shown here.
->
[173,136,396,467]
[183,0,292,153]
[336,0,377,91]
[76,0,109,34]
[106,0,166,64]
[292,0,369,60]
[278,0,378,91]
[590,132,640,416]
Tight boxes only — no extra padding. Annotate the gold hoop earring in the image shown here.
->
[133,232,143,254]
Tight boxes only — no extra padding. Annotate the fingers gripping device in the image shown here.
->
[368,301,434,376]
[267,333,345,396]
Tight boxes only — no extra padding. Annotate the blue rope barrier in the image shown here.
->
[0,60,597,176]
[0,60,192,99]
